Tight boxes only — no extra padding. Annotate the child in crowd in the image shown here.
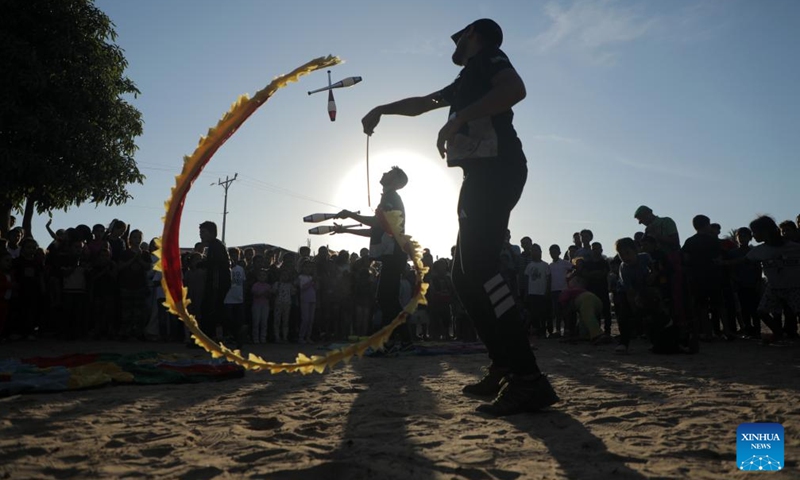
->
[729,227,762,337]
[11,238,45,339]
[331,252,353,340]
[85,224,109,260]
[681,215,731,341]
[250,269,271,344]
[296,260,316,344]
[558,278,612,345]
[427,258,454,340]
[6,228,24,258]
[224,248,246,348]
[273,268,294,343]
[0,250,14,340]
[116,230,150,340]
[147,238,176,342]
[576,242,612,335]
[524,244,551,337]
[61,239,88,339]
[404,267,427,339]
[548,245,573,338]
[351,258,374,337]
[727,216,800,343]
[106,220,128,261]
[184,252,205,342]
[616,237,681,354]
[89,245,117,338]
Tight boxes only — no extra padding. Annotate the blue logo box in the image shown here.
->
[737,423,784,471]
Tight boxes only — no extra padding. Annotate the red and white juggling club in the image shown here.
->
[327,71,336,122]
[328,90,336,122]
[303,213,337,223]
[303,211,359,223]
[308,224,361,235]
[307,76,363,95]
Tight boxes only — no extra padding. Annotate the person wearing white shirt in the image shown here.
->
[548,245,573,337]
[524,244,551,336]
[224,248,246,348]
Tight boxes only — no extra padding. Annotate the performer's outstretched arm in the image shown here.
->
[362,90,449,135]
[336,209,378,228]
[331,226,371,238]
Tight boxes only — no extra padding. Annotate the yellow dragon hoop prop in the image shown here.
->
[155,56,429,374]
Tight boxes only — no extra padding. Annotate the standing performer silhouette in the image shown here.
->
[360,19,558,416]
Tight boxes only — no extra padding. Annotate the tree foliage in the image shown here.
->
[0,0,144,234]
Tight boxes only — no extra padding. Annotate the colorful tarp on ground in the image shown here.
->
[0,352,245,397]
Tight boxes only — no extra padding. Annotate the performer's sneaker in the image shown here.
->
[462,366,510,397]
[476,373,559,416]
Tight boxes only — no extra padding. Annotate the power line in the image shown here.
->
[238,179,341,210]
[213,174,238,244]
[138,165,340,209]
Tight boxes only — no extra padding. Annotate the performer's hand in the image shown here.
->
[46,218,52,227]
[336,209,352,219]
[362,108,381,136]
[436,116,462,159]
[331,223,345,235]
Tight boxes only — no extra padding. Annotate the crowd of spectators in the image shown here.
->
[2,207,798,356]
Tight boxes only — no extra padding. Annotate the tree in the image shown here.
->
[0,0,144,238]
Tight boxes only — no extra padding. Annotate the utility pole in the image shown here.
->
[213,173,237,245]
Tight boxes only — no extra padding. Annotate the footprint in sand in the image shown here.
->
[585,416,626,425]
[195,430,230,448]
[178,466,224,480]
[448,446,494,465]
[272,431,305,443]
[235,449,289,463]
[140,446,174,458]
[60,455,90,464]
[42,466,83,479]
[246,416,283,431]
[296,421,330,438]
[0,446,48,462]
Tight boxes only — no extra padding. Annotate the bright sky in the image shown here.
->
[31,0,800,259]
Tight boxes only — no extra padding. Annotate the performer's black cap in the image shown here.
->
[451,19,503,47]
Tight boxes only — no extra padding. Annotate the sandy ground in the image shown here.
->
[1,337,798,480]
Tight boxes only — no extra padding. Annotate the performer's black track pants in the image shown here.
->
[451,162,540,375]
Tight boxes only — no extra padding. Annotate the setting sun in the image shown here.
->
[325,149,462,259]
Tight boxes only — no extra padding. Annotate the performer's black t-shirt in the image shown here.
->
[437,47,526,168]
